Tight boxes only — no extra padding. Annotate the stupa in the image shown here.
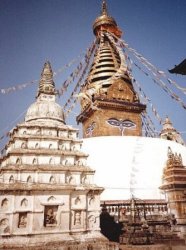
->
[74,1,186,201]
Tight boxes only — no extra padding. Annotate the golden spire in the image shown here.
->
[37,61,56,97]
[93,0,120,36]
[102,0,108,15]
[77,1,146,138]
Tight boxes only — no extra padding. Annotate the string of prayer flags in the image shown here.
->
[128,57,163,125]
[130,56,186,111]
[64,40,97,114]
[58,62,83,96]
[0,80,38,95]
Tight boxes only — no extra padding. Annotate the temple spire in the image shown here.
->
[77,1,146,138]
[102,0,108,15]
[160,116,185,145]
[37,61,56,97]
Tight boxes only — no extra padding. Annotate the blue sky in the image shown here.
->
[0,0,186,149]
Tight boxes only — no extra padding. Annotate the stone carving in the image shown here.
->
[66,173,75,184]
[16,158,21,164]
[49,176,56,184]
[49,157,55,164]
[89,196,95,206]
[166,147,183,168]
[44,206,57,226]
[0,218,10,233]
[69,176,75,185]
[74,211,81,225]
[18,213,27,228]
[1,198,8,209]
[21,142,26,149]
[36,129,40,135]
[74,196,81,205]
[88,215,96,229]
[32,158,37,164]
[48,196,56,202]
[64,159,69,166]
[81,174,89,184]
[27,176,32,183]
[71,144,79,151]
[9,175,14,183]
[21,198,28,207]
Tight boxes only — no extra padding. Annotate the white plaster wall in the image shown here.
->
[59,130,68,137]
[20,172,35,183]
[0,189,101,235]
[69,131,77,139]
[82,136,186,200]
[41,128,57,137]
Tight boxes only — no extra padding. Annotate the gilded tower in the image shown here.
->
[160,147,186,234]
[77,0,146,138]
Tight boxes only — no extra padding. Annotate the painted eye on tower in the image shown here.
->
[107,118,120,127]
[121,120,136,128]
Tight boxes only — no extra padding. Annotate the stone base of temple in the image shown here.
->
[119,245,185,250]
[0,232,119,250]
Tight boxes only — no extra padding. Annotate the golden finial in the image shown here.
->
[93,0,118,36]
[102,0,108,15]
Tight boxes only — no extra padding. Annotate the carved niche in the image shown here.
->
[44,206,58,227]
[1,198,9,210]
[0,218,10,234]
[18,212,27,228]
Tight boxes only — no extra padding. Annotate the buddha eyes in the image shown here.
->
[122,120,136,128]
[107,118,136,128]
[107,119,120,126]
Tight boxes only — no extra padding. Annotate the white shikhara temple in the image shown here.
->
[0,62,112,249]
[0,0,186,249]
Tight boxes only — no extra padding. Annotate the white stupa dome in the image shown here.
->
[25,61,65,125]
[82,136,186,200]
[25,97,65,124]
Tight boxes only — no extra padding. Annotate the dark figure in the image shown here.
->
[100,205,122,242]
